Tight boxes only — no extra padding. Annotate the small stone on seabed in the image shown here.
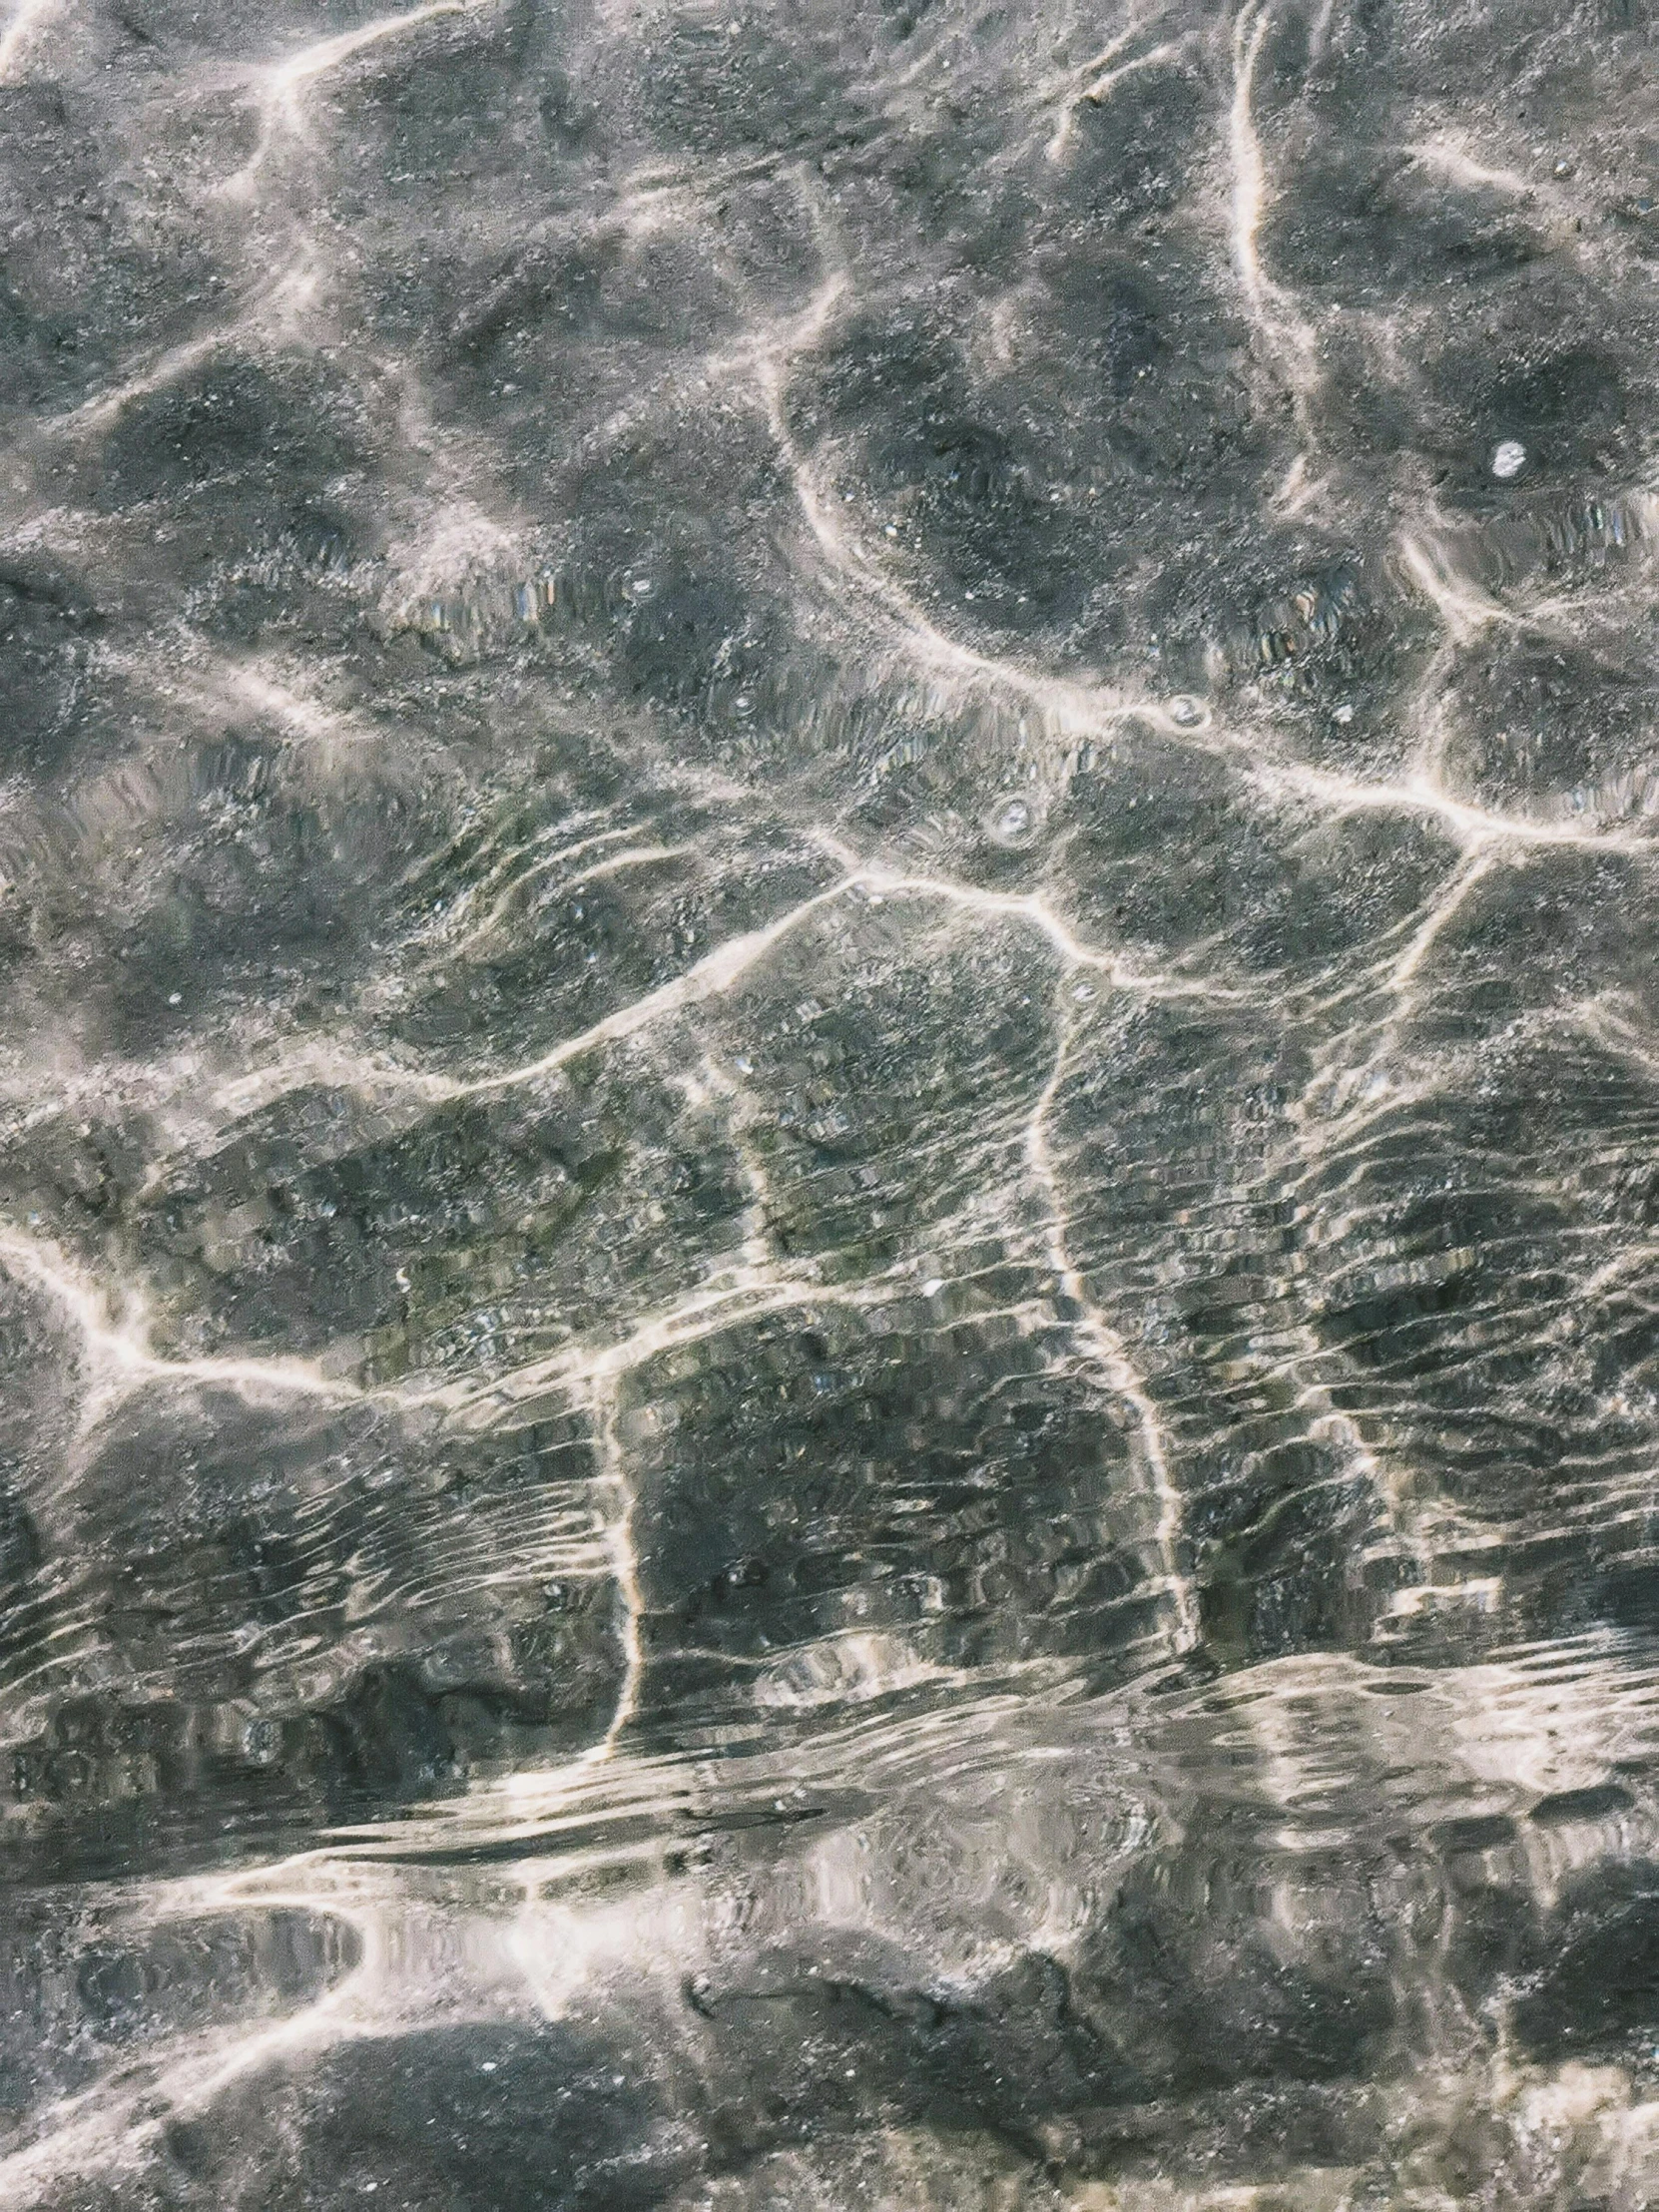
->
[1491,439,1527,480]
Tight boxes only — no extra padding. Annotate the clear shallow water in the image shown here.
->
[2,0,1659,2203]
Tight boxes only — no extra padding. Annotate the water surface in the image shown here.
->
[3,0,1659,2203]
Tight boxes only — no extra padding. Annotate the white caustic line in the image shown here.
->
[0,1226,368,1430]
[1024,1007,1201,1655]
[0,0,60,85]
[224,0,496,198]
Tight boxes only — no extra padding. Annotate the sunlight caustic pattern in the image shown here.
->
[2,0,1659,2203]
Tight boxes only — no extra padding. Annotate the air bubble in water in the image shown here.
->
[988,795,1033,844]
